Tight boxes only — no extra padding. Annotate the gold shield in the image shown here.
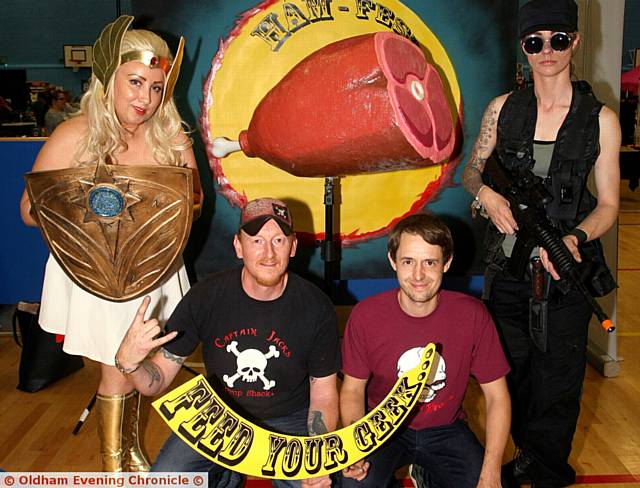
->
[25,163,193,302]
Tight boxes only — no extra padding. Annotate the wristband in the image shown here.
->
[567,228,588,244]
[114,356,140,375]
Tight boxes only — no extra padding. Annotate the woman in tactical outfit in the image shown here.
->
[19,17,201,472]
[461,0,620,486]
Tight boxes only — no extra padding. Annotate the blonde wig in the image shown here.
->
[76,29,191,167]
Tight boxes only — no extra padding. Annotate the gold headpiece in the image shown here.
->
[92,15,184,104]
[121,50,172,73]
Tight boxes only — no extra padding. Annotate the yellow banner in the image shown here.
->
[153,343,438,480]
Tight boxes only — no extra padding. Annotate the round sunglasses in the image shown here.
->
[521,32,574,55]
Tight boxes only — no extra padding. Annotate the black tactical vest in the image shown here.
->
[497,80,601,225]
[485,81,615,297]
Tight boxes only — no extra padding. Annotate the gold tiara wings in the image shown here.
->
[92,15,184,104]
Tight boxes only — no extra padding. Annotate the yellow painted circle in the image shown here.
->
[204,0,461,241]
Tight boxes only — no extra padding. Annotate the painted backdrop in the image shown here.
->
[131,0,517,283]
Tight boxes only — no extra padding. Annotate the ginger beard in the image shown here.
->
[234,219,297,289]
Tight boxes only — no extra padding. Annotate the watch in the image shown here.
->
[114,356,140,375]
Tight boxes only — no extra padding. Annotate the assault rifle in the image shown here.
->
[483,153,614,333]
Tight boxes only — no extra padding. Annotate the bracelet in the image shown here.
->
[475,185,487,202]
[567,228,588,244]
[114,356,140,375]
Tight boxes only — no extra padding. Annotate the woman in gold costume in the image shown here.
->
[19,16,201,472]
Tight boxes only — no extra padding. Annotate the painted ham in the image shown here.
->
[235,32,456,177]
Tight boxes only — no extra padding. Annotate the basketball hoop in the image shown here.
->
[63,45,92,72]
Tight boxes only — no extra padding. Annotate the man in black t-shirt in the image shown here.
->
[115,198,341,488]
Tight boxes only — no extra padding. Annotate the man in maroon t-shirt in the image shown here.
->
[340,213,511,488]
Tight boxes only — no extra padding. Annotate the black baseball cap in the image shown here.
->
[518,0,578,38]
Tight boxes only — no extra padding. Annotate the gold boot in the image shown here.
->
[123,391,151,472]
[96,393,127,472]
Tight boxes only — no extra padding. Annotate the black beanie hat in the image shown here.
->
[518,0,578,38]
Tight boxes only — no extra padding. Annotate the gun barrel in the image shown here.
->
[535,223,614,333]
[572,277,615,333]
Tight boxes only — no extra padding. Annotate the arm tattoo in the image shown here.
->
[461,98,499,197]
[308,377,329,435]
[160,347,186,365]
[141,360,162,389]
[308,410,328,436]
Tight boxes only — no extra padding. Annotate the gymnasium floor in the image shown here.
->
[0,182,638,486]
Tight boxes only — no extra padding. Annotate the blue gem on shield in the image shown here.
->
[88,186,125,218]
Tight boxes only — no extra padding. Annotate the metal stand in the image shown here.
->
[321,177,341,298]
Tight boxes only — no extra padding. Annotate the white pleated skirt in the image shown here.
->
[39,255,190,365]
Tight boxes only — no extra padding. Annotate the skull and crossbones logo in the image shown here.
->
[223,341,280,390]
[272,203,289,220]
[396,347,446,403]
